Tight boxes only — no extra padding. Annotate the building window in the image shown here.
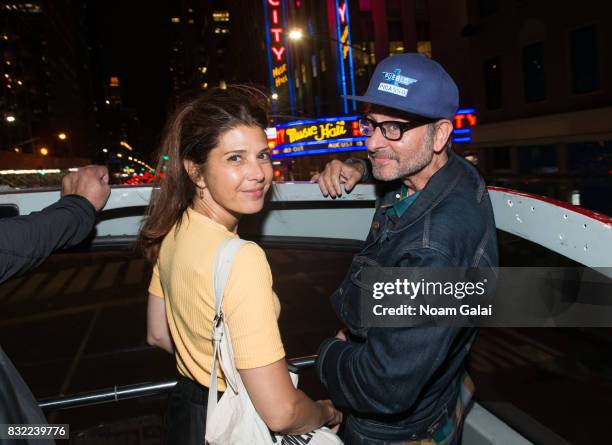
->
[483,57,502,110]
[523,42,545,102]
[478,0,497,17]
[417,41,431,58]
[389,41,405,55]
[519,145,557,174]
[320,49,327,72]
[492,147,511,170]
[212,11,230,22]
[570,24,599,94]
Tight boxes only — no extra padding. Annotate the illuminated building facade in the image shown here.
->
[260,0,436,179]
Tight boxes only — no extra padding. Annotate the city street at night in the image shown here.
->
[1,0,611,444]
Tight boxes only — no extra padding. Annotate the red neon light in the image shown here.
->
[270,27,283,43]
[276,128,285,144]
[268,0,280,6]
[272,9,279,24]
[454,113,477,128]
[338,2,347,24]
[271,46,286,61]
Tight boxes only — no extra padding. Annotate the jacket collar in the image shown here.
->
[386,150,465,233]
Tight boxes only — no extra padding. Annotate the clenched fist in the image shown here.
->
[61,165,111,211]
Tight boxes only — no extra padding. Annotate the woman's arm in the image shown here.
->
[146,293,174,354]
[239,358,342,435]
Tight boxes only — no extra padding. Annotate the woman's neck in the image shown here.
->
[192,199,240,233]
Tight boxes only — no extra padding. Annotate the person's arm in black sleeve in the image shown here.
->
[0,194,96,284]
[316,248,460,415]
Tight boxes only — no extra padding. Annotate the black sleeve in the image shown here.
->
[0,195,96,284]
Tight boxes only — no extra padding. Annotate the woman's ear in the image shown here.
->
[183,159,206,189]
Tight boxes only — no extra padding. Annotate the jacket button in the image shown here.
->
[372,221,380,230]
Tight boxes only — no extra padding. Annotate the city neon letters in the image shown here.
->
[338,2,347,24]
[267,1,285,62]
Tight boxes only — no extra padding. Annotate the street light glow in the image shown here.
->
[120,140,134,151]
[5,115,15,123]
[288,29,303,41]
[271,93,279,100]
[39,147,49,156]
[102,148,108,153]
[58,132,67,140]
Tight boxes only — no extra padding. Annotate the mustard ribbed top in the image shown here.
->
[148,207,285,391]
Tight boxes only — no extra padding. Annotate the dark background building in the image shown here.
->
[0,0,95,167]
[430,0,612,214]
[0,0,610,214]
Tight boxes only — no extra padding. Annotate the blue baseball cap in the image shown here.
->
[345,53,459,120]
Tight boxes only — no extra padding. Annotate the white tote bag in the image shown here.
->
[205,238,343,445]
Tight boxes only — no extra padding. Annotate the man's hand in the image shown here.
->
[316,399,343,429]
[61,165,111,211]
[335,329,348,341]
[310,159,364,198]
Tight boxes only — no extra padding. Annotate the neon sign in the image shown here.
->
[452,108,478,143]
[263,0,295,114]
[273,63,288,87]
[334,0,356,114]
[271,116,366,158]
[270,109,478,159]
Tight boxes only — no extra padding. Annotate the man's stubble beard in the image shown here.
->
[370,125,435,182]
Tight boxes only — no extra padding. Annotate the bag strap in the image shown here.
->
[206,237,251,424]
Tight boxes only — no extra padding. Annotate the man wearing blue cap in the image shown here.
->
[313,53,499,443]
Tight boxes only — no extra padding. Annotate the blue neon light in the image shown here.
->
[343,0,357,111]
[262,0,275,114]
[275,115,360,129]
[281,0,295,114]
[453,137,472,143]
[272,145,366,159]
[274,136,367,151]
[335,0,348,114]
[452,128,471,135]
[456,108,476,115]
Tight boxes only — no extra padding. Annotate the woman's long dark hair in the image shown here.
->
[138,85,270,264]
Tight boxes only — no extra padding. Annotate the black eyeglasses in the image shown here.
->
[358,116,433,141]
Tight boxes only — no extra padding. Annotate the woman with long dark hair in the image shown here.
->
[139,85,341,444]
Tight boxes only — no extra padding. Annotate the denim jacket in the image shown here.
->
[316,151,499,442]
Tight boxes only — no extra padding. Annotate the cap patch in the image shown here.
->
[377,68,417,97]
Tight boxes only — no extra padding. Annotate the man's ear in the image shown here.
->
[183,159,206,189]
[433,120,453,153]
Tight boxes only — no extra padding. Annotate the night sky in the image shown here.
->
[85,0,175,154]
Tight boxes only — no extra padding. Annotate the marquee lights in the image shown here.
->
[270,109,478,158]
